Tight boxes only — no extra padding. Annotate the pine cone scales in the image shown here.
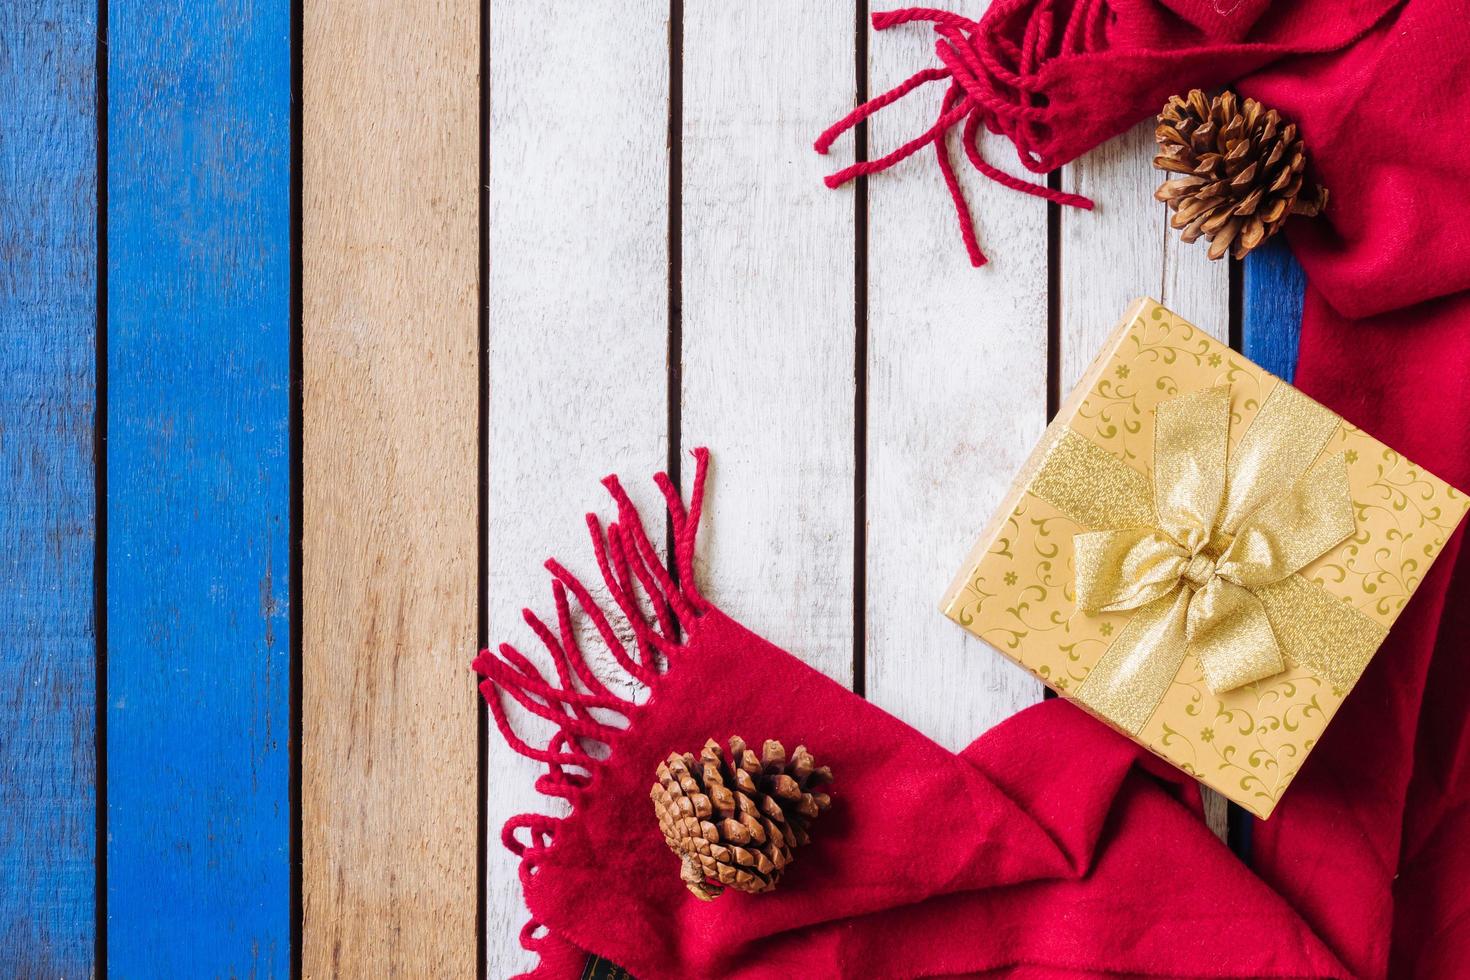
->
[652,737,832,901]
[1154,89,1328,260]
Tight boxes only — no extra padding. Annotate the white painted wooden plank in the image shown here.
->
[680,2,855,686]
[1059,120,1230,837]
[484,2,670,974]
[1059,121,1227,389]
[864,1,1049,751]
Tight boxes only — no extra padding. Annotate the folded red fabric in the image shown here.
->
[480,450,1348,978]
[483,2,1470,976]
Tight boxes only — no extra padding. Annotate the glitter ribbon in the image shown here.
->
[1029,383,1385,735]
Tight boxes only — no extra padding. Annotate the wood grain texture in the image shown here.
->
[106,1,292,972]
[1243,237,1306,382]
[680,1,855,685]
[1060,122,1227,388]
[0,3,97,975]
[1060,121,1231,839]
[864,0,1049,750]
[303,0,478,973]
[483,2,670,975]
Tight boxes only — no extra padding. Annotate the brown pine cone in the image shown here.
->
[651,737,832,901]
[1154,89,1328,260]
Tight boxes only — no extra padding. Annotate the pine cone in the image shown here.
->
[1153,89,1328,260]
[651,737,832,901]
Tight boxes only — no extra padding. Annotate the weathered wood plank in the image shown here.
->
[1060,121,1231,839]
[483,2,670,975]
[865,1,1049,750]
[1243,237,1306,382]
[105,1,292,972]
[0,3,97,975]
[1059,123,1228,389]
[680,1,855,685]
[303,0,479,972]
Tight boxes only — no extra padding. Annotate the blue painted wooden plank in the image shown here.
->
[1242,236,1307,383]
[106,0,292,973]
[0,3,99,975]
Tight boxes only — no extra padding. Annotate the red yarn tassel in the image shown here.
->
[816,3,1099,266]
[475,449,713,965]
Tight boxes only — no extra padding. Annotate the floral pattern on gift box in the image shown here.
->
[953,498,1125,683]
[1146,652,1335,815]
[1073,306,1267,466]
[1300,424,1467,621]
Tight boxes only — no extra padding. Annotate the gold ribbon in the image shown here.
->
[1029,383,1384,735]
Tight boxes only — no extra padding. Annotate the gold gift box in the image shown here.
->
[942,298,1468,817]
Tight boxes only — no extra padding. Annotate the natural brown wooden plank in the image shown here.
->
[302,0,479,973]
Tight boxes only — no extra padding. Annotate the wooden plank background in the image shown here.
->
[681,0,856,690]
[865,0,1050,751]
[0,1,1314,976]
[0,3,97,975]
[1058,120,1231,833]
[484,4,672,972]
[302,0,479,974]
[105,1,293,972]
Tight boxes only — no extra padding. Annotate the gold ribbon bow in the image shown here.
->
[1061,385,1361,734]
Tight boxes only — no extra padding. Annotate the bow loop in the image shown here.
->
[1074,529,1188,613]
[1185,577,1285,692]
[1216,452,1356,588]
[1152,386,1230,552]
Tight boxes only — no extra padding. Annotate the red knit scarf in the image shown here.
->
[482,2,1470,976]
